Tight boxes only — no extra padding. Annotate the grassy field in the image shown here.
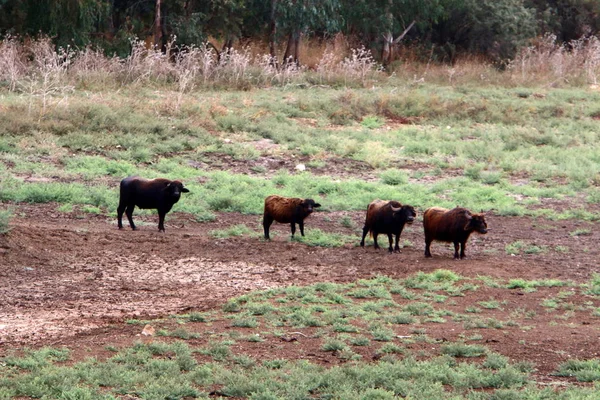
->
[2,60,600,398]
[1,271,600,399]
[1,83,600,230]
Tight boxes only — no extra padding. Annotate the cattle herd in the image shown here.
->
[117,175,488,259]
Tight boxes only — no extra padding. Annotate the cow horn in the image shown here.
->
[464,210,472,220]
[391,206,401,212]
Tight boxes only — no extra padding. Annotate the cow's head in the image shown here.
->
[165,180,190,201]
[392,205,417,224]
[464,211,488,234]
[301,199,321,214]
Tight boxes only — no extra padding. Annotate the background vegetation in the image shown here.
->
[0,0,599,65]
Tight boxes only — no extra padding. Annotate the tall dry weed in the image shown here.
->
[4,33,600,93]
[0,35,26,91]
[21,37,74,116]
[509,33,600,86]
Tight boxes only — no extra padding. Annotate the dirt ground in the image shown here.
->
[1,203,599,381]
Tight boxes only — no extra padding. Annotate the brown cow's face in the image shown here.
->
[466,214,488,234]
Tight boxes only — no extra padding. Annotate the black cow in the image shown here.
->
[360,200,416,253]
[117,176,189,232]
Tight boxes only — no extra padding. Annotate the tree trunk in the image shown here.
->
[269,0,278,67]
[283,30,300,66]
[381,32,393,65]
[154,0,162,49]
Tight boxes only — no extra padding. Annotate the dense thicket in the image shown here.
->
[0,0,599,62]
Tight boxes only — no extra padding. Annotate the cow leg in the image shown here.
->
[299,220,305,237]
[360,226,369,247]
[453,242,460,259]
[394,232,401,253]
[373,232,379,249]
[290,222,296,238]
[460,242,467,259]
[263,215,273,239]
[158,211,166,232]
[424,237,432,257]
[125,205,137,230]
[387,233,394,253]
[117,203,126,229]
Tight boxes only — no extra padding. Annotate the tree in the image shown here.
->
[432,0,537,62]
[526,0,600,42]
[341,0,448,63]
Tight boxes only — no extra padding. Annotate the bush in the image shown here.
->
[0,208,12,234]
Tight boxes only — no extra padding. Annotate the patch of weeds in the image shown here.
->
[556,359,600,382]
[347,285,392,299]
[0,208,12,234]
[524,245,547,254]
[350,336,371,346]
[377,343,405,355]
[360,115,385,129]
[57,203,73,213]
[478,300,501,309]
[379,169,408,185]
[478,275,502,288]
[201,342,231,361]
[294,228,356,247]
[188,312,207,322]
[542,298,559,309]
[333,323,360,333]
[340,215,354,228]
[232,354,256,368]
[468,334,484,341]
[231,316,259,328]
[321,338,348,352]
[223,300,242,313]
[157,327,200,340]
[404,269,462,291]
[389,285,416,299]
[387,313,416,325]
[210,224,257,239]
[262,359,286,369]
[3,347,70,370]
[505,240,526,255]
[369,325,395,342]
[404,302,434,316]
[583,273,600,296]
[570,228,592,236]
[441,343,486,358]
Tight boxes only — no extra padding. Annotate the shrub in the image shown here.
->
[0,208,12,234]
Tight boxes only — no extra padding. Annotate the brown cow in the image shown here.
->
[360,200,416,253]
[117,176,190,232]
[263,195,321,239]
[423,207,488,259]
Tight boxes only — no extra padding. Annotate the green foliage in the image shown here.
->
[0,208,12,234]
[441,343,486,358]
[294,229,356,247]
[556,359,600,382]
[379,169,409,185]
[210,224,257,239]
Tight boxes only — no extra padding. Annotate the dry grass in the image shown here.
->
[2,34,600,96]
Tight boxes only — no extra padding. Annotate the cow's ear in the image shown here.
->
[182,187,190,193]
[314,203,321,208]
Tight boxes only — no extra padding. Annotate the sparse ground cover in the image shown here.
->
[2,271,600,399]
